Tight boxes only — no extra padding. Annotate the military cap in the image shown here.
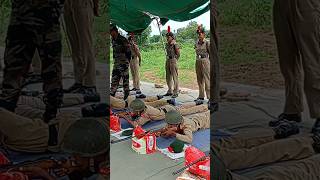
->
[169,139,185,153]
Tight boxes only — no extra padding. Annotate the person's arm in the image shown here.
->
[175,44,180,60]
[93,0,100,17]
[134,45,142,66]
[175,128,193,144]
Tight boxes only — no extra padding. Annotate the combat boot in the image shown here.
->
[0,99,17,112]
[167,99,176,106]
[64,83,82,93]
[194,97,204,101]
[136,94,146,99]
[195,99,204,105]
[312,132,320,153]
[311,119,320,134]
[172,94,179,98]
[157,95,164,100]
[269,113,302,127]
[82,103,109,117]
[273,120,300,139]
[81,87,101,103]
[208,101,219,112]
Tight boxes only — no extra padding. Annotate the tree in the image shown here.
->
[149,35,161,43]
[136,26,152,46]
[176,21,198,41]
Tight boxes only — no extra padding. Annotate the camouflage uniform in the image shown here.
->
[1,0,64,122]
[110,34,131,99]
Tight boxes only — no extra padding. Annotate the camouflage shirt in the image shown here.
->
[9,0,63,28]
[112,34,131,65]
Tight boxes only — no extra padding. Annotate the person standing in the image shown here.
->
[63,0,100,100]
[128,33,142,94]
[110,24,131,100]
[194,25,210,102]
[163,27,180,98]
[269,0,320,133]
[0,0,64,146]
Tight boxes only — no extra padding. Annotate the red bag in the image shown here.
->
[110,114,121,132]
[185,146,210,180]
[0,152,9,165]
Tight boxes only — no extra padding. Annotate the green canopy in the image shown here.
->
[110,0,209,33]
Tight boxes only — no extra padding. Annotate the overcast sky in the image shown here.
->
[150,10,210,36]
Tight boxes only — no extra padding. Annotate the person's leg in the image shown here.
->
[171,59,179,96]
[64,0,83,90]
[203,59,211,100]
[39,24,63,123]
[122,64,130,100]
[165,60,173,94]
[196,60,205,99]
[74,0,96,88]
[0,108,48,153]
[177,104,208,116]
[110,65,121,96]
[273,0,303,119]
[130,56,140,90]
[110,95,126,110]
[145,99,168,108]
[219,136,315,171]
[1,23,36,110]
[294,0,320,123]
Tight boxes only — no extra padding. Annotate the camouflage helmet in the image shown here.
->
[165,110,183,125]
[62,118,108,157]
[129,99,146,111]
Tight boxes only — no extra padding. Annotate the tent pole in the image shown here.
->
[156,18,167,56]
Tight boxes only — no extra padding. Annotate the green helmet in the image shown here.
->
[129,99,146,111]
[62,118,109,157]
[170,139,185,153]
[165,110,183,125]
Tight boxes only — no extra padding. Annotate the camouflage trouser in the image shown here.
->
[110,63,129,99]
[1,12,63,111]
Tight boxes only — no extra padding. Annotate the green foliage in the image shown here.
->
[136,26,152,46]
[176,21,199,41]
[217,0,273,29]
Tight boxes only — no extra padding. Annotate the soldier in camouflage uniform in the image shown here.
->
[110,24,131,100]
[163,32,180,98]
[0,0,64,146]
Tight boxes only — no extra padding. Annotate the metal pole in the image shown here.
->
[156,18,167,56]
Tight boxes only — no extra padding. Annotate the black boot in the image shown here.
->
[269,113,302,127]
[124,91,129,100]
[208,101,219,112]
[0,99,17,112]
[311,119,320,134]
[81,87,101,103]
[194,97,204,101]
[195,99,204,106]
[82,103,109,117]
[167,99,176,106]
[157,95,164,100]
[163,92,173,96]
[273,120,300,139]
[64,83,82,93]
[312,132,320,153]
[136,94,146,99]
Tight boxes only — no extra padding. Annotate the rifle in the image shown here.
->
[172,154,209,176]
[0,157,79,176]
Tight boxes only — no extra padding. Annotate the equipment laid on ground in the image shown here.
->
[110,110,121,132]
[131,126,157,155]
